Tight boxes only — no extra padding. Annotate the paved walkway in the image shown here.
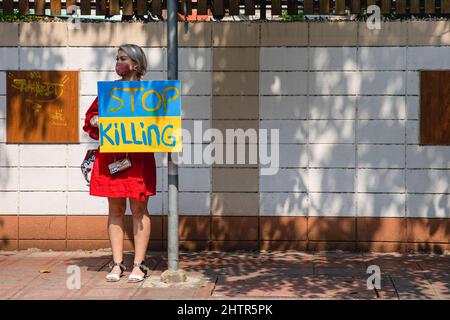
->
[0,249,448,300]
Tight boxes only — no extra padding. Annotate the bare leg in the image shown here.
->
[129,196,151,277]
[107,197,126,277]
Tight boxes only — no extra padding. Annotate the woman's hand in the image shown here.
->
[90,115,99,128]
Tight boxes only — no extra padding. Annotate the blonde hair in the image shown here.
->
[118,44,148,79]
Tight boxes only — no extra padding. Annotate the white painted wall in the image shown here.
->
[0,38,449,219]
[259,46,450,219]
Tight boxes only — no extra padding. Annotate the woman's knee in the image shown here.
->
[130,201,149,218]
[108,198,126,217]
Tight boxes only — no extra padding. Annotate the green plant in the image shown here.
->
[0,9,41,22]
[280,9,305,21]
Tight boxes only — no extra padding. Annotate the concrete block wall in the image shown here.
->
[0,21,449,252]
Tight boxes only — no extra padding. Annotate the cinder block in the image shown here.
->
[0,168,18,191]
[180,71,212,95]
[0,48,19,70]
[20,22,67,46]
[0,145,19,167]
[179,192,210,215]
[0,22,19,46]
[358,47,406,70]
[213,47,258,71]
[358,144,405,168]
[178,22,211,47]
[358,21,407,46]
[407,47,450,70]
[260,72,308,95]
[20,145,67,167]
[408,21,450,46]
[0,192,18,213]
[260,22,308,47]
[309,169,355,193]
[260,48,308,71]
[358,96,406,119]
[309,96,356,119]
[358,120,405,144]
[19,47,68,70]
[358,169,405,192]
[309,72,360,95]
[309,144,356,168]
[309,47,357,71]
[357,193,406,217]
[309,120,355,143]
[19,192,67,214]
[260,120,308,144]
[407,194,450,218]
[212,22,259,47]
[407,169,450,193]
[259,192,308,216]
[309,192,355,216]
[179,167,211,192]
[182,96,211,120]
[260,168,308,192]
[407,145,450,169]
[20,168,67,191]
[67,192,108,215]
[309,22,357,47]
[180,48,211,71]
[360,71,405,95]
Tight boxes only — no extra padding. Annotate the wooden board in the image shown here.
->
[34,0,46,15]
[137,0,147,16]
[396,0,406,14]
[96,0,107,15]
[350,0,360,14]
[319,0,329,14]
[245,0,255,15]
[271,0,282,15]
[2,0,15,15]
[109,0,121,15]
[420,71,450,145]
[335,0,346,15]
[151,0,162,16]
[410,0,420,14]
[197,0,208,15]
[424,0,435,14]
[213,0,225,15]
[19,0,30,15]
[303,0,314,14]
[287,0,298,15]
[80,0,91,15]
[6,71,79,144]
[381,0,391,14]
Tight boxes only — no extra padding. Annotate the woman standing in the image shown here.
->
[83,44,156,283]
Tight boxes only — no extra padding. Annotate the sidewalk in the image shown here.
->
[0,249,448,300]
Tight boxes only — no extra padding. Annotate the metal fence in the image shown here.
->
[1,0,450,19]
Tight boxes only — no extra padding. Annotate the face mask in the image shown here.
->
[115,62,134,77]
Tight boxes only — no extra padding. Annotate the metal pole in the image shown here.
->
[167,0,179,271]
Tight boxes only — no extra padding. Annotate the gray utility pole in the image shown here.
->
[161,0,187,283]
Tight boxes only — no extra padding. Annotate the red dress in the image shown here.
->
[82,97,157,202]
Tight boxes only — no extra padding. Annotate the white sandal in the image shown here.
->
[127,261,150,283]
[105,261,126,282]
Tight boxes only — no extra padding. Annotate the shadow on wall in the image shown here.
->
[1,22,449,253]
[208,40,449,253]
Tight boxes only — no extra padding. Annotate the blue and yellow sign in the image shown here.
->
[97,80,182,153]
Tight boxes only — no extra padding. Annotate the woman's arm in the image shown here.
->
[82,97,100,140]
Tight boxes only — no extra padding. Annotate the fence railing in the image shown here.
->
[1,0,450,19]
